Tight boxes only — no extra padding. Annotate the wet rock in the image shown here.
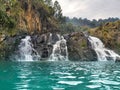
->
[41,48,49,58]
[116,57,120,62]
[31,33,59,60]
[106,56,114,61]
[50,33,60,44]
[0,35,22,60]
[65,32,97,61]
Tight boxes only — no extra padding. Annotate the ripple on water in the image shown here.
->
[59,76,76,79]
[90,80,120,85]
[50,72,71,75]
[1,61,120,90]
[57,81,83,85]
[52,87,64,90]
[78,77,85,79]
[91,74,99,77]
[86,85,101,89]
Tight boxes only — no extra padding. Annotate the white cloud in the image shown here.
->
[52,0,120,20]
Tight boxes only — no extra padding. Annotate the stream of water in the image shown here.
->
[88,36,120,61]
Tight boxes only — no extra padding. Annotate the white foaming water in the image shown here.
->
[49,34,68,61]
[88,36,120,61]
[18,36,40,61]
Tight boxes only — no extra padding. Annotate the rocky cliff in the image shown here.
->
[0,0,58,60]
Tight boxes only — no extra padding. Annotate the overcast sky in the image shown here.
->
[52,0,120,20]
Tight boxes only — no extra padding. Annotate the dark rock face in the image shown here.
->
[65,32,97,61]
[0,33,26,60]
[116,57,120,62]
[31,33,60,60]
[0,32,63,60]
[0,31,98,61]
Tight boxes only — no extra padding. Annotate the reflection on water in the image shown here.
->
[0,61,120,90]
[15,63,32,90]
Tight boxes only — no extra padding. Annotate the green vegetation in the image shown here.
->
[0,0,119,35]
[0,10,16,29]
[54,1,63,22]
[89,21,120,54]
[66,17,119,28]
[0,0,120,59]
[59,23,90,34]
[0,0,65,59]
[59,16,119,34]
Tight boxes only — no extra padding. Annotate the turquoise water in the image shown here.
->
[0,61,120,90]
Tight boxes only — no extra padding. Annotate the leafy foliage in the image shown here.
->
[54,1,62,22]
[0,10,16,29]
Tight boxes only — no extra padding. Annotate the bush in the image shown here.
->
[0,10,16,29]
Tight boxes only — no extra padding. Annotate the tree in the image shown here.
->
[54,1,62,22]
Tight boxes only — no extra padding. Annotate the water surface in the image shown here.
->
[0,61,120,90]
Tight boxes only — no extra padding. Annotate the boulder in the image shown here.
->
[65,32,97,61]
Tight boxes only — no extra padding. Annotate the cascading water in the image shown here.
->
[18,36,40,61]
[49,34,68,61]
[88,36,120,61]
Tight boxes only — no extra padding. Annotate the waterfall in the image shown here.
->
[49,34,68,61]
[88,36,120,61]
[18,36,40,61]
